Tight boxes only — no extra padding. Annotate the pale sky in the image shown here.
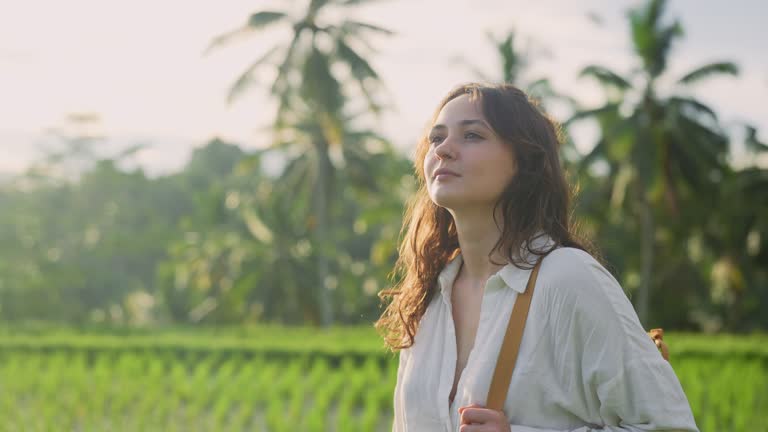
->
[1,0,766,177]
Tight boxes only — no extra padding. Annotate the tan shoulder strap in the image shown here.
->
[486,256,544,411]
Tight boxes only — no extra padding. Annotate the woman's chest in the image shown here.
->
[402,290,556,421]
[450,281,484,396]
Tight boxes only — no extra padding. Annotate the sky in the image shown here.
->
[1,0,766,177]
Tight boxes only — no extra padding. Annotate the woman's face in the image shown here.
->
[423,93,516,211]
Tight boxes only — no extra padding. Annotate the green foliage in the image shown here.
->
[0,328,765,431]
[567,0,762,329]
[0,126,412,326]
[0,0,766,332]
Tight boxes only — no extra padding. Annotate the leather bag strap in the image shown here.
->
[486,256,544,411]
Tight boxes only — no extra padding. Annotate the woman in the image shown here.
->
[375,83,698,432]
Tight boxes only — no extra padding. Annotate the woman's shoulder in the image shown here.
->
[536,246,623,302]
[540,246,612,279]
[535,246,643,343]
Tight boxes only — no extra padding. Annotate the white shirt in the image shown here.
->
[392,236,699,432]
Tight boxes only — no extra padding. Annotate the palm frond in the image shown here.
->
[647,20,682,77]
[203,11,288,55]
[335,38,379,81]
[339,20,395,36]
[564,103,621,127]
[526,78,555,99]
[579,65,632,91]
[496,32,523,84]
[301,46,344,115]
[628,0,682,78]
[673,114,729,172]
[335,38,383,113]
[668,96,718,123]
[668,120,728,190]
[733,167,768,194]
[226,46,282,106]
[269,32,305,124]
[308,0,332,17]
[678,62,739,85]
[745,125,768,153]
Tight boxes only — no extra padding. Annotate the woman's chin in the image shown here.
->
[431,192,464,209]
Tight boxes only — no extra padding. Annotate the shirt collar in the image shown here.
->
[438,231,555,302]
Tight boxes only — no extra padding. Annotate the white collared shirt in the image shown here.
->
[392,240,699,432]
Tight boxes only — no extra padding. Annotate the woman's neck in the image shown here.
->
[450,206,509,292]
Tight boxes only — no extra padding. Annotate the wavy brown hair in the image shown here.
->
[374,82,597,353]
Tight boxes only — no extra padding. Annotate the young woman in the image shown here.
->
[375,83,698,432]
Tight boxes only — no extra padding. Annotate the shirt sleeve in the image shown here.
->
[508,249,699,431]
[392,347,409,432]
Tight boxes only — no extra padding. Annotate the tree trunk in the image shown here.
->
[637,192,654,328]
[314,142,335,327]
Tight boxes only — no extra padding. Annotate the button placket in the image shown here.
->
[442,311,457,423]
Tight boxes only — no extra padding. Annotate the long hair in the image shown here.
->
[375,82,597,352]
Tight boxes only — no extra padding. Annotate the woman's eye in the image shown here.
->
[429,132,481,145]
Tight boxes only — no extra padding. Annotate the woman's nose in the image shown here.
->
[434,138,455,160]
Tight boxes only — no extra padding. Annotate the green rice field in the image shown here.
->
[0,326,765,431]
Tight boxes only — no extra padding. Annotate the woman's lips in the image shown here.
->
[433,168,460,179]
[435,173,459,180]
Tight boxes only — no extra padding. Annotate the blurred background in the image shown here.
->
[1,0,766,430]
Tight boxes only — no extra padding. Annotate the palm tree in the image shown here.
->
[567,0,738,326]
[454,29,573,109]
[204,0,393,326]
[697,126,768,330]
